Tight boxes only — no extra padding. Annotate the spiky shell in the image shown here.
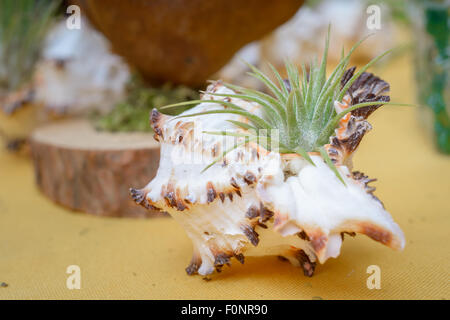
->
[131,80,404,277]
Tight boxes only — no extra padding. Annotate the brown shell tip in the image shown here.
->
[130,188,161,212]
[259,203,274,223]
[206,182,217,203]
[340,231,356,241]
[234,253,245,264]
[130,188,144,203]
[295,250,316,277]
[243,171,256,185]
[359,223,392,246]
[352,171,384,206]
[150,108,164,139]
[341,67,390,119]
[245,205,260,219]
[241,224,259,246]
[186,257,201,275]
[230,177,240,190]
[214,253,231,267]
[297,230,310,241]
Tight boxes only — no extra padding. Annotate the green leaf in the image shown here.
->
[160,99,240,110]
[300,63,308,99]
[330,101,412,129]
[222,82,287,122]
[202,130,254,138]
[205,91,284,126]
[286,89,299,146]
[294,146,315,166]
[311,62,346,127]
[243,61,287,103]
[226,120,256,131]
[268,62,289,96]
[318,146,346,186]
[295,87,306,123]
[285,60,301,93]
[174,109,272,130]
[311,25,330,104]
[338,48,393,102]
[314,32,374,104]
[317,101,412,144]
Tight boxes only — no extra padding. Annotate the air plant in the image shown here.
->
[131,30,405,277]
[162,29,400,183]
[0,0,60,112]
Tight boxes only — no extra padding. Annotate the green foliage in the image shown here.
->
[0,0,60,93]
[94,76,198,132]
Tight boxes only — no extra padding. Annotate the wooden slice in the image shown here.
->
[30,119,165,218]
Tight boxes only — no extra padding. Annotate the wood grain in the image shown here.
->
[30,119,165,218]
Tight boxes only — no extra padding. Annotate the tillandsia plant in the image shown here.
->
[0,0,60,113]
[130,30,406,277]
[159,30,403,182]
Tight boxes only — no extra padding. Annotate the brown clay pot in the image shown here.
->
[76,0,303,86]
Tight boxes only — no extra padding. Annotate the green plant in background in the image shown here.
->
[162,30,407,183]
[411,0,449,154]
[94,75,199,132]
[0,0,60,96]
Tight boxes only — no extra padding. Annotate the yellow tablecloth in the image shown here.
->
[0,54,449,300]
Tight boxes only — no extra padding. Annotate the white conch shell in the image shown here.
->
[34,18,130,115]
[131,81,405,277]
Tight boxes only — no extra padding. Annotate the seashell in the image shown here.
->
[34,18,130,115]
[131,79,405,277]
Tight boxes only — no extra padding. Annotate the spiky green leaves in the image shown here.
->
[0,0,60,93]
[161,29,399,184]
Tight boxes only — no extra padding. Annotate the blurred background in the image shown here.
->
[1,0,448,218]
[0,0,449,299]
[0,0,446,144]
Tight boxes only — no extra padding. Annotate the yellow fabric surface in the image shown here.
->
[0,53,449,300]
